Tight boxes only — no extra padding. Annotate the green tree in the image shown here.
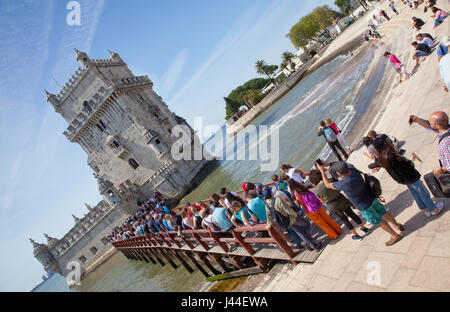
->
[224,78,272,119]
[335,0,353,15]
[242,89,261,107]
[255,60,278,79]
[255,60,270,79]
[224,97,242,120]
[281,51,296,72]
[287,6,341,48]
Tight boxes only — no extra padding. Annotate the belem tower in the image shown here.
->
[30,50,209,278]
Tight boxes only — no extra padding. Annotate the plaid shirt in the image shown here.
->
[429,127,450,169]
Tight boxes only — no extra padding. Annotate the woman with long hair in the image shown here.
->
[373,137,444,216]
[430,7,448,28]
[289,179,342,240]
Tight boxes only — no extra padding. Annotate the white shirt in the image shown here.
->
[287,168,304,184]
[439,53,450,89]
[421,37,433,49]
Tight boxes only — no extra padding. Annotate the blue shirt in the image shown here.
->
[332,165,376,211]
[437,44,448,57]
[247,197,267,222]
[162,219,173,231]
[212,207,233,231]
[233,206,252,223]
[163,206,170,214]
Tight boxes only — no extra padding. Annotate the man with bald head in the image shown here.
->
[409,111,450,176]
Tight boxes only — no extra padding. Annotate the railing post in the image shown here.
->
[232,230,266,270]
[268,226,297,265]
[192,232,210,251]
[210,231,229,252]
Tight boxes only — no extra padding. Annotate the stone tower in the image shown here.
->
[45,50,209,203]
[30,238,60,274]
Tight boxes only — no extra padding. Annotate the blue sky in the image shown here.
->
[0,0,337,291]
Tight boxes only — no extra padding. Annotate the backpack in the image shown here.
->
[357,169,383,197]
[323,126,337,142]
[301,191,322,213]
[267,198,291,231]
[387,155,421,185]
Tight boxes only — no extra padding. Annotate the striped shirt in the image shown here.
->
[429,127,450,169]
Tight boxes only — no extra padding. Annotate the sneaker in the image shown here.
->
[352,234,362,241]
[371,167,381,173]
[431,202,444,216]
[424,210,432,217]
[361,227,370,234]
[385,235,403,246]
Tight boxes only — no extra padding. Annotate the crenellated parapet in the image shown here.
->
[110,75,153,95]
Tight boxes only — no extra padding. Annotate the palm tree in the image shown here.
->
[281,51,296,72]
[255,60,270,79]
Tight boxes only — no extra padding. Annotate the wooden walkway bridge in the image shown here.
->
[112,223,329,279]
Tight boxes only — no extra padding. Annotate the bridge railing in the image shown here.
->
[111,223,298,274]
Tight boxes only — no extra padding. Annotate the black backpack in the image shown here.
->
[267,198,291,231]
[387,155,421,185]
[357,169,382,197]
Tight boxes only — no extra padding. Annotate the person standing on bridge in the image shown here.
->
[289,179,342,240]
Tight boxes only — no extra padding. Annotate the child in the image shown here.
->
[384,52,410,83]
[325,118,352,154]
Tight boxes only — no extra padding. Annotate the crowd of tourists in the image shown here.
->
[109,108,448,250]
[109,1,449,250]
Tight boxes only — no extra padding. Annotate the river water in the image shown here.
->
[33,47,385,292]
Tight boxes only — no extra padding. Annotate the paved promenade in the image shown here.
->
[235,0,450,292]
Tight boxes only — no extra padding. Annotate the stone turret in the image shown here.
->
[75,49,92,68]
[72,214,81,223]
[30,238,58,272]
[108,50,123,63]
[44,233,59,248]
[45,90,61,113]
[85,203,94,212]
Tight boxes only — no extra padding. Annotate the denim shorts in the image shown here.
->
[360,199,387,225]
[415,50,430,58]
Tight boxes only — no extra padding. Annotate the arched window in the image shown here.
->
[129,158,139,169]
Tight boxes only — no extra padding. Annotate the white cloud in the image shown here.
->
[157,49,189,98]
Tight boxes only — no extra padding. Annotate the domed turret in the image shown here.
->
[75,49,92,68]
